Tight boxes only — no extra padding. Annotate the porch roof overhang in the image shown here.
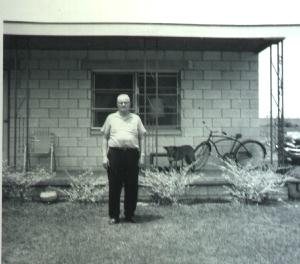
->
[4,35,283,53]
[3,22,292,52]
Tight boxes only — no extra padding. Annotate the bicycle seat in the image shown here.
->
[235,133,242,139]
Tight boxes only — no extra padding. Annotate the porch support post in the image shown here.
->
[25,40,30,172]
[0,19,4,236]
[277,41,285,167]
[269,40,285,168]
[269,45,273,164]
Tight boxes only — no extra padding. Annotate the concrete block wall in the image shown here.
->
[6,49,259,170]
[180,51,259,148]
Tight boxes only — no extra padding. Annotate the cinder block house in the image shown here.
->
[1,1,296,172]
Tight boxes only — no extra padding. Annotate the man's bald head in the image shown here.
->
[117,94,130,103]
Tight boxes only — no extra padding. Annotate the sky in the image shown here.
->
[259,37,300,118]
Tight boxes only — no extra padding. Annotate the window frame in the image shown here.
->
[91,70,181,132]
[91,70,136,128]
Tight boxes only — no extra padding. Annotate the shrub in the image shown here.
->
[221,160,294,203]
[2,161,51,200]
[64,169,108,203]
[139,167,192,205]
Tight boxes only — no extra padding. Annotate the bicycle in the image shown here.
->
[194,121,267,171]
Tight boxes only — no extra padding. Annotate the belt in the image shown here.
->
[109,147,139,151]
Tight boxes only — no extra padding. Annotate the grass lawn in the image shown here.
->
[2,200,300,264]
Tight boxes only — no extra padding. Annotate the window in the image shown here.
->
[92,71,180,129]
[92,72,134,126]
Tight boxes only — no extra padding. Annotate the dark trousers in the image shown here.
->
[107,148,140,219]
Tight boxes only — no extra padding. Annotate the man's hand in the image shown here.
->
[102,156,109,170]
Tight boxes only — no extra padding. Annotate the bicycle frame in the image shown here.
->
[201,120,247,158]
[205,131,241,158]
[195,121,266,170]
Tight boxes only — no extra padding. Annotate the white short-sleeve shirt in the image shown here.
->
[101,112,147,149]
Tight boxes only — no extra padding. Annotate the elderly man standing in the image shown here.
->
[101,94,147,224]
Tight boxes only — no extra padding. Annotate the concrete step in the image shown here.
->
[3,168,294,203]
[31,168,229,187]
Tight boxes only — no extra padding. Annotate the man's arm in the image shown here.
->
[137,115,147,167]
[139,134,146,167]
[101,116,110,169]
[102,136,109,169]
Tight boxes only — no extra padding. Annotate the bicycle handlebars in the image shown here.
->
[202,121,227,136]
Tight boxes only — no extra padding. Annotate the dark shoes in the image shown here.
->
[109,216,136,224]
[109,218,120,225]
[124,216,136,223]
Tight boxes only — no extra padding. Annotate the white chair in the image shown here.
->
[24,130,56,173]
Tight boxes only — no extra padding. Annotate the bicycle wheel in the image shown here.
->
[194,142,211,171]
[234,140,266,168]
